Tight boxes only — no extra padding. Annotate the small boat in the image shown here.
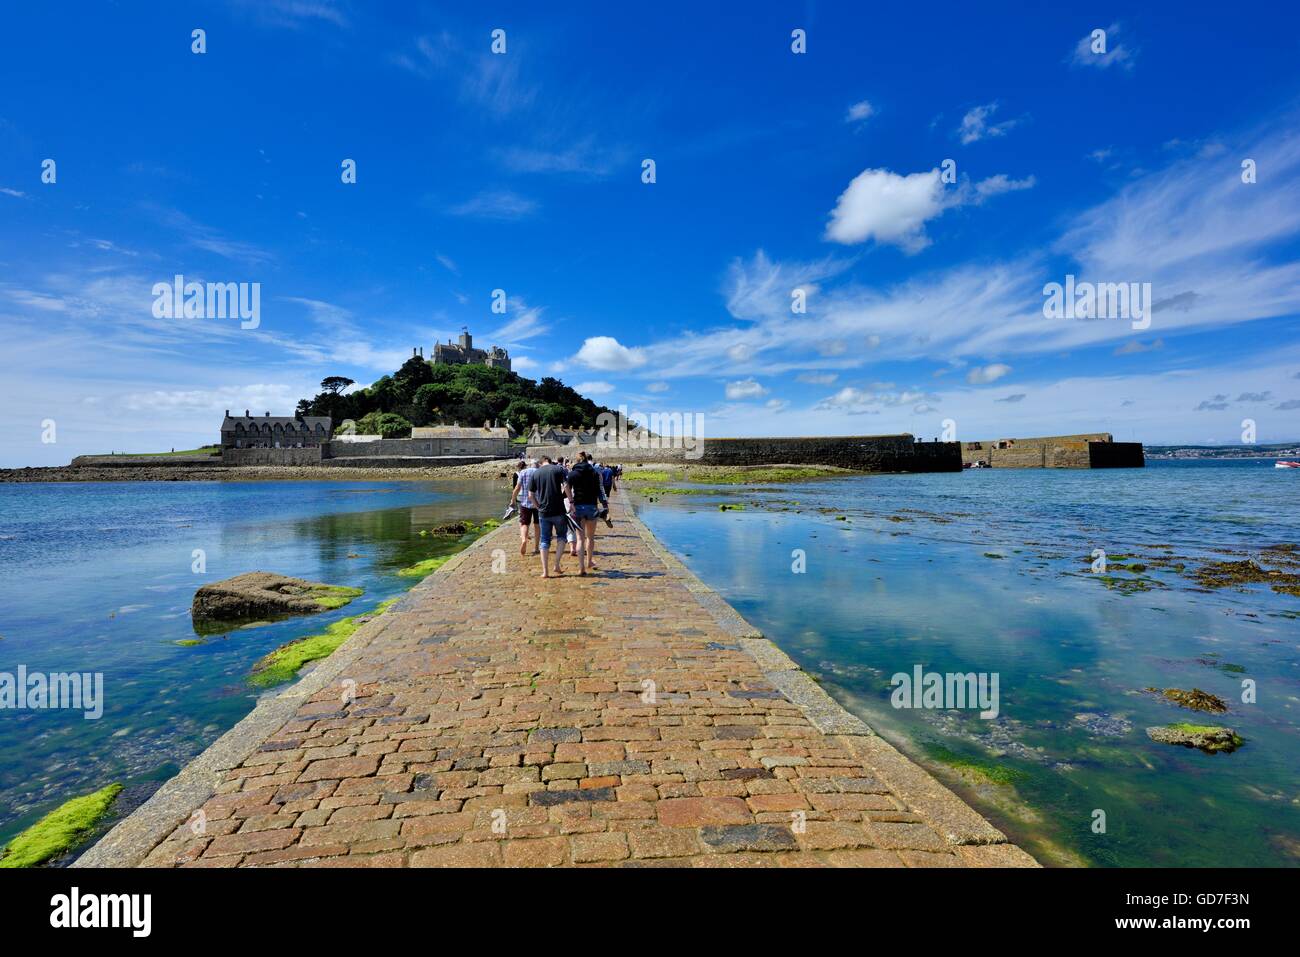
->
[1276,461,1300,469]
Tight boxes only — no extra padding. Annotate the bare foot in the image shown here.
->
[540,572,550,579]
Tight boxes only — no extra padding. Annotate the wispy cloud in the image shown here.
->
[393,32,536,116]
[1069,23,1136,71]
[144,204,273,265]
[228,0,350,30]
[956,102,1020,144]
[490,297,549,344]
[845,100,875,125]
[447,189,539,221]
[493,137,621,178]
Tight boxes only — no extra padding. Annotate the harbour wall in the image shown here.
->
[961,434,1144,469]
[525,434,963,473]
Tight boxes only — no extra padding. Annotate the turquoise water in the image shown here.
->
[629,460,1300,867]
[0,480,502,850]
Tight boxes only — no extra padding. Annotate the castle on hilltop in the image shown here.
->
[431,328,510,372]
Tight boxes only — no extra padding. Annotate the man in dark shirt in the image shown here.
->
[566,451,607,574]
[531,456,571,578]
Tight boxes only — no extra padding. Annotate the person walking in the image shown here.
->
[566,451,607,574]
[599,460,616,522]
[530,455,570,578]
[510,458,539,556]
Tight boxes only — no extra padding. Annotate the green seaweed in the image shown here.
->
[1152,723,1244,753]
[312,585,365,610]
[0,783,122,868]
[397,518,499,576]
[622,470,673,483]
[628,466,843,486]
[398,555,454,577]
[922,742,1027,787]
[683,466,843,484]
[249,598,399,687]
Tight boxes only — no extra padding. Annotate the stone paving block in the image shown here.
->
[91,500,1027,870]
[699,824,798,853]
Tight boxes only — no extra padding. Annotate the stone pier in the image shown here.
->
[77,493,1035,869]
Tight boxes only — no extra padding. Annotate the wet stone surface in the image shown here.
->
[134,510,1027,868]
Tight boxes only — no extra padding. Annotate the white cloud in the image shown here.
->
[448,189,538,220]
[435,253,459,275]
[575,380,614,396]
[725,378,768,400]
[797,372,838,385]
[824,168,948,251]
[845,100,875,124]
[145,204,273,265]
[1,187,26,198]
[491,298,548,344]
[494,137,618,177]
[966,363,1011,385]
[645,381,670,393]
[575,336,647,370]
[698,349,1300,446]
[972,174,1036,203]
[957,102,1019,144]
[824,167,1032,251]
[1069,23,1136,71]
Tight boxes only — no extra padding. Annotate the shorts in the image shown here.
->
[538,514,569,551]
[518,506,537,526]
[574,503,598,520]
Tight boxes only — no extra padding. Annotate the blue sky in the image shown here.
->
[2,0,1299,466]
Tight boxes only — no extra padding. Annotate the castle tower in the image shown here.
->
[458,327,472,350]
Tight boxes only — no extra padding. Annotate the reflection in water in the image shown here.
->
[632,460,1300,867]
[0,479,506,846]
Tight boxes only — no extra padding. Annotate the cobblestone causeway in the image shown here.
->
[129,494,1036,868]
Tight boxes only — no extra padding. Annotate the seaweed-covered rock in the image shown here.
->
[191,573,362,632]
[1146,724,1243,753]
[1145,687,1228,714]
[0,783,122,868]
[1193,558,1300,595]
[430,521,470,536]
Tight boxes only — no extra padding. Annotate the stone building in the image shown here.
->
[432,328,510,371]
[326,423,511,461]
[220,410,332,450]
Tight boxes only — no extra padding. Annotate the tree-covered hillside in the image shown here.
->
[296,356,613,437]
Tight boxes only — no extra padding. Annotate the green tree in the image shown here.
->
[321,376,354,395]
[357,411,412,438]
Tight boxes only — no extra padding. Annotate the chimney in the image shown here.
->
[265,411,270,417]
[225,409,229,417]
[245,409,250,417]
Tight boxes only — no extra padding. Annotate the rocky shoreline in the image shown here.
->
[0,460,520,483]
[0,459,852,484]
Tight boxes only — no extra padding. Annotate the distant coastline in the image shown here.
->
[1146,442,1300,460]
